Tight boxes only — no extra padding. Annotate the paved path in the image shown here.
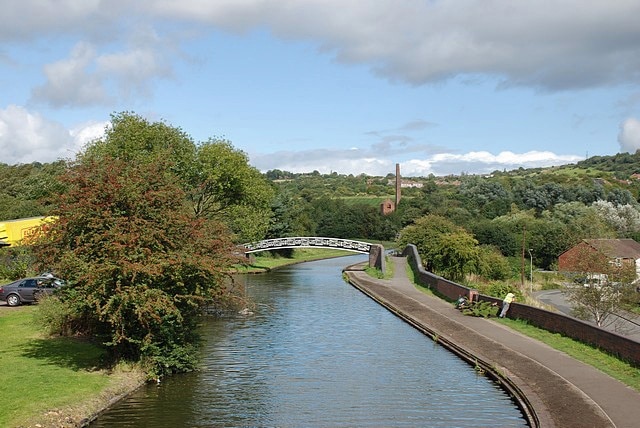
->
[344,256,640,428]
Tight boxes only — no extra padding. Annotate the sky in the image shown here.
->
[1,1,640,177]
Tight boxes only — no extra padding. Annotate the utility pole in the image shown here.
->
[521,225,526,286]
[528,248,533,294]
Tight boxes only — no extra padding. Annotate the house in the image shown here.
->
[558,238,640,283]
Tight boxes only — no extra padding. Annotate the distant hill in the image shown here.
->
[573,151,640,177]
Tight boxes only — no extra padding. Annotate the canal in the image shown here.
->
[91,255,527,427]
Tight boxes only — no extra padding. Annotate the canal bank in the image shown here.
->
[344,256,640,428]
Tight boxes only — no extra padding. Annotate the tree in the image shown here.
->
[561,243,636,328]
[592,200,640,237]
[476,245,511,281]
[187,139,274,242]
[0,161,66,220]
[397,214,480,282]
[546,202,615,247]
[82,112,197,180]
[459,177,512,218]
[83,113,274,243]
[32,118,241,378]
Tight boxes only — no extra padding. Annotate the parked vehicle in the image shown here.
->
[583,273,609,289]
[0,276,64,307]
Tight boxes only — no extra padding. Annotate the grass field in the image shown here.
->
[0,306,144,427]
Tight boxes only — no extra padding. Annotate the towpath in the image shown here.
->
[344,256,640,428]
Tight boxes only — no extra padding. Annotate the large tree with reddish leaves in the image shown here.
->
[33,115,242,377]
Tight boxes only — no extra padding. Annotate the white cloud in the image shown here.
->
[31,42,109,107]
[402,151,583,176]
[0,105,104,164]
[70,120,108,152]
[0,1,107,42]
[618,118,640,153]
[147,0,640,90]
[250,148,582,177]
[4,1,640,96]
[30,26,175,107]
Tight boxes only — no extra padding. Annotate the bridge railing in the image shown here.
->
[242,237,372,254]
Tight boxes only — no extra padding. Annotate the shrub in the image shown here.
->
[0,247,33,280]
[462,301,500,318]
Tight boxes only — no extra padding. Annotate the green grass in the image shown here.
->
[500,318,640,391]
[0,306,141,427]
[364,256,395,280]
[337,196,391,207]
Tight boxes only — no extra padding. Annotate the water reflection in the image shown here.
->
[92,255,527,427]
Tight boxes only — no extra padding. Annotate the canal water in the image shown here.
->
[91,255,527,427]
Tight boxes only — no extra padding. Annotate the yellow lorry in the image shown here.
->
[0,216,54,247]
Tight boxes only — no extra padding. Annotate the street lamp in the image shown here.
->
[528,248,533,294]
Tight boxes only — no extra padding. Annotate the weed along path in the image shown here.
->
[345,256,640,428]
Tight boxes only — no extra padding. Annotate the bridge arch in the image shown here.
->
[242,237,372,254]
[241,237,386,272]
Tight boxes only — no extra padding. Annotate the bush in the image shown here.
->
[475,281,522,301]
[33,294,85,337]
[462,301,500,318]
[477,246,511,280]
[0,247,34,280]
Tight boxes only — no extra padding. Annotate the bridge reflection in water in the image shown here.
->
[90,256,527,427]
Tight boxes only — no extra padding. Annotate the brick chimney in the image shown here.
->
[395,163,401,207]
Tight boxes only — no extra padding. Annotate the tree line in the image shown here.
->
[3,112,640,375]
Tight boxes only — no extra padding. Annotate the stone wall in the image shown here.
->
[368,244,386,274]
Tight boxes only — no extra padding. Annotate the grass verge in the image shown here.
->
[364,255,394,280]
[0,306,145,428]
[500,318,640,392]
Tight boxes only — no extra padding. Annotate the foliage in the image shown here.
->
[310,197,398,241]
[0,161,66,220]
[266,191,315,239]
[33,294,80,336]
[396,214,481,282]
[560,244,636,327]
[188,139,275,242]
[474,281,522,301]
[31,115,241,377]
[592,200,640,237]
[81,113,274,244]
[476,245,511,280]
[461,300,500,318]
[364,265,385,279]
[0,246,34,279]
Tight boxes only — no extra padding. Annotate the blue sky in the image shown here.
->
[1,1,640,177]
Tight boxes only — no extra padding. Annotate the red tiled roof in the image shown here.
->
[584,239,640,259]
